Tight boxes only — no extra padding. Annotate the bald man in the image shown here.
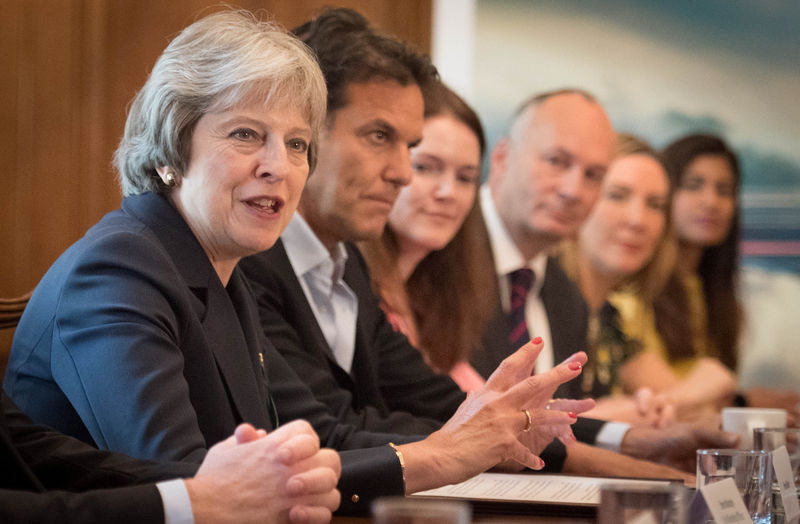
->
[473,89,738,472]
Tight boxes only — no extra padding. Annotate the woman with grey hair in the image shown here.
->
[5,9,592,518]
[6,10,341,523]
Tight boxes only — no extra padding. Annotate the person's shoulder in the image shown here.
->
[63,209,168,276]
[27,207,153,290]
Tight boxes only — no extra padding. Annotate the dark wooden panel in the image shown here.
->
[0,0,431,296]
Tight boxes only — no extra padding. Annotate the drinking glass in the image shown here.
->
[754,427,800,524]
[696,449,773,523]
[598,482,687,524]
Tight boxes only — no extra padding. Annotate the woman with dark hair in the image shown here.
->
[613,133,798,418]
[359,80,497,390]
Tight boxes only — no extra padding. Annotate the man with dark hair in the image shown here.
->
[242,7,463,436]
[241,9,736,479]
[292,8,437,117]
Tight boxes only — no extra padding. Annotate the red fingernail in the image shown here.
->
[568,362,582,371]
[532,336,542,344]
[568,412,577,418]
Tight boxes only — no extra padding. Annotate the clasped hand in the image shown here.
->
[187,420,341,524]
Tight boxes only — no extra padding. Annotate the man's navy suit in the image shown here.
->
[5,192,410,514]
[0,391,196,523]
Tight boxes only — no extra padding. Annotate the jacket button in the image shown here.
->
[351,494,360,503]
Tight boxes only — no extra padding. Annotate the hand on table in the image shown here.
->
[620,420,739,472]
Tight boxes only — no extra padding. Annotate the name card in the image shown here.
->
[700,477,750,523]
[772,445,800,523]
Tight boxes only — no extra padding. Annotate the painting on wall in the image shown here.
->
[470,0,800,273]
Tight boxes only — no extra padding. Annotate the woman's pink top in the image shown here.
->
[381,299,486,393]
[448,361,486,393]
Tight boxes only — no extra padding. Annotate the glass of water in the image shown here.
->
[696,449,773,523]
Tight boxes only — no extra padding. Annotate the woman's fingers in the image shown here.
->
[286,463,341,497]
[278,434,325,465]
[505,440,546,471]
[520,407,577,432]
[288,500,338,524]
[485,338,544,390]
[234,423,262,444]
[503,351,588,408]
[547,398,596,414]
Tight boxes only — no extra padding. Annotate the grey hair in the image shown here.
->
[115,10,327,196]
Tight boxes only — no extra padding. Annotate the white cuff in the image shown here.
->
[156,478,194,524]
[594,422,631,452]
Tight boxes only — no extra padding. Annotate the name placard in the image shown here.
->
[700,477,750,523]
[772,445,800,522]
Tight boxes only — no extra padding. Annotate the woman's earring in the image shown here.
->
[164,171,177,187]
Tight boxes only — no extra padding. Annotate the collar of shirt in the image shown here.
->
[281,213,357,372]
[480,184,552,372]
[282,213,349,288]
[479,185,547,309]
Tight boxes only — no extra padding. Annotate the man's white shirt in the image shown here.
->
[282,213,358,372]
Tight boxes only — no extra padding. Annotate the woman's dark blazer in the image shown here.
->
[4,192,407,514]
[0,391,197,523]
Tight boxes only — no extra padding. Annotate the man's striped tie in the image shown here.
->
[507,268,534,351]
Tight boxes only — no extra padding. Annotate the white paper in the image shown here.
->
[412,472,671,506]
[700,477,751,523]
[773,446,800,522]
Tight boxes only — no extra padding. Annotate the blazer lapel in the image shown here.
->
[340,244,382,397]
[200,272,270,428]
[123,193,270,427]
[541,258,586,364]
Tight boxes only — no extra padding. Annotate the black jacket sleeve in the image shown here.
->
[1,392,198,523]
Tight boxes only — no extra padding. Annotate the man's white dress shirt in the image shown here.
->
[282,213,358,372]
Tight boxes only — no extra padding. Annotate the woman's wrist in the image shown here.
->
[388,443,407,494]
[395,438,453,494]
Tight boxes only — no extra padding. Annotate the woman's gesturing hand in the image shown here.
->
[397,338,590,493]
